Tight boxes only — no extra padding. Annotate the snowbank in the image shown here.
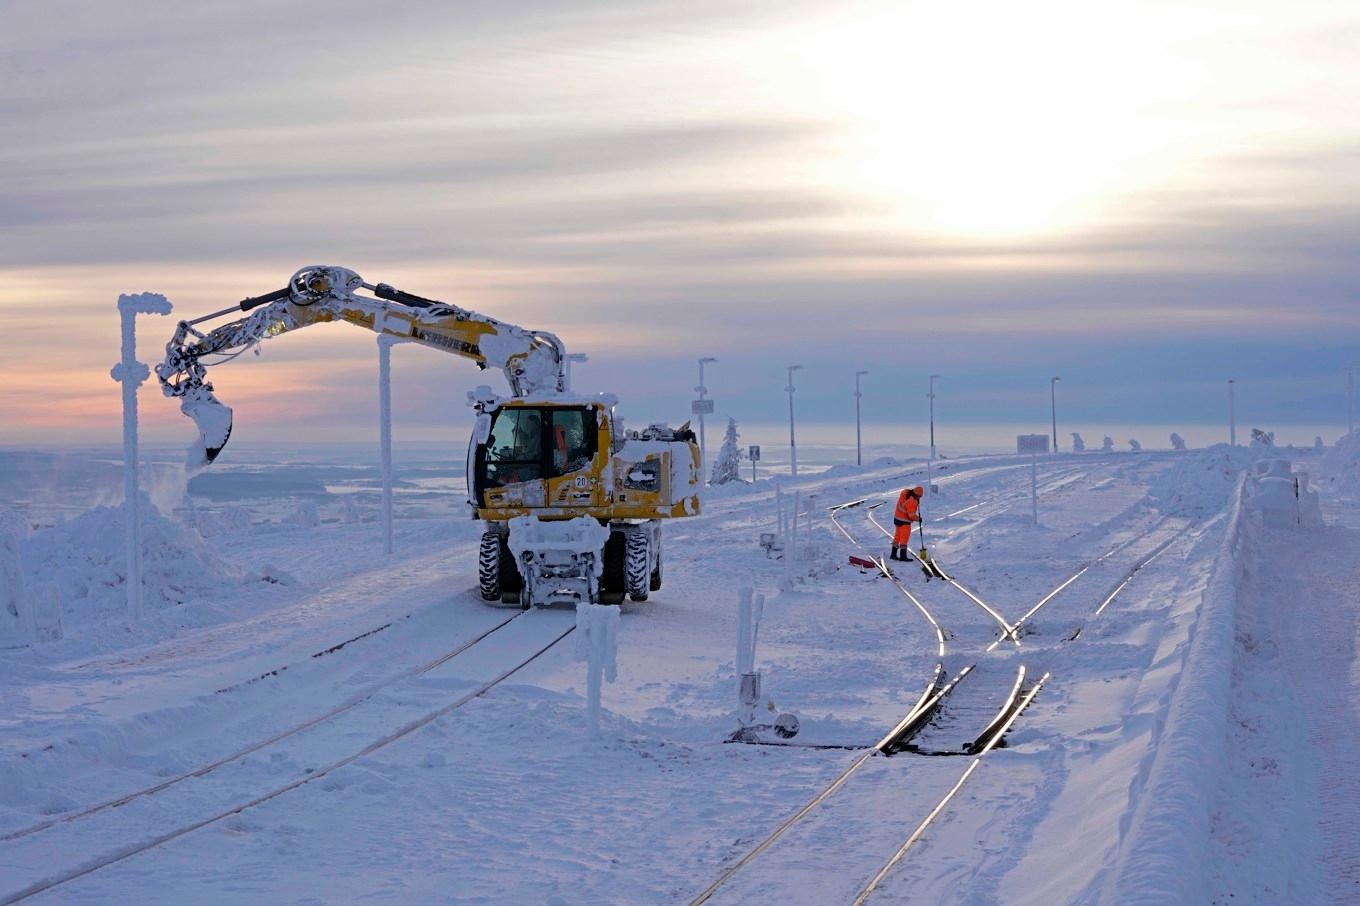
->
[1148,444,1256,514]
[19,494,241,633]
[1,509,33,640]
[1101,475,1253,905]
[1321,431,1360,500]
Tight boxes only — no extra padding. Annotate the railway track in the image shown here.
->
[0,609,576,905]
[691,494,1192,904]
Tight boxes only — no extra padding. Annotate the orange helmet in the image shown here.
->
[912,485,925,496]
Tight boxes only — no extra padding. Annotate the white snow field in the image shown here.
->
[0,442,1353,903]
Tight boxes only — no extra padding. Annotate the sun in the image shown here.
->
[778,2,1193,241]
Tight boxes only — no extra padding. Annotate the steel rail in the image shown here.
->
[0,623,572,905]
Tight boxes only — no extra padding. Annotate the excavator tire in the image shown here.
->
[498,534,522,605]
[599,530,626,605]
[626,531,649,601]
[650,545,663,591]
[478,532,501,601]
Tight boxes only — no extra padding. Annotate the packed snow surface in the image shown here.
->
[0,443,1349,904]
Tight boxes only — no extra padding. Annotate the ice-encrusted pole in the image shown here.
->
[736,587,765,729]
[111,292,172,625]
[575,603,619,739]
[377,335,404,555]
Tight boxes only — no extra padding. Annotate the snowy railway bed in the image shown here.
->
[690,484,1198,904]
[0,610,576,903]
[1,447,1291,903]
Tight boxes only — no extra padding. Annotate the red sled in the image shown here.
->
[849,555,876,569]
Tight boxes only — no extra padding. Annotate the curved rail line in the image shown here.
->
[2,611,526,844]
[689,503,955,905]
[865,504,1019,643]
[849,523,1196,901]
[0,619,573,906]
[694,497,1193,904]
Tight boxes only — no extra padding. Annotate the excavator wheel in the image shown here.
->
[478,532,501,601]
[498,534,523,605]
[650,546,663,592]
[625,531,649,601]
[599,530,626,605]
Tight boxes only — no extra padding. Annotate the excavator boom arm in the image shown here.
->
[156,265,568,463]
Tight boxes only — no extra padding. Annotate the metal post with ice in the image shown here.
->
[729,586,799,743]
[574,602,619,740]
[111,292,173,625]
[694,357,717,484]
[377,335,407,556]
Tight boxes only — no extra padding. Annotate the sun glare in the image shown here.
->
[776,2,1224,241]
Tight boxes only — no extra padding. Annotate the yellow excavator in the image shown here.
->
[156,265,701,607]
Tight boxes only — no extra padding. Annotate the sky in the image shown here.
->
[1,0,1357,455]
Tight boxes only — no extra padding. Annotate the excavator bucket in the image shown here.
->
[181,395,233,465]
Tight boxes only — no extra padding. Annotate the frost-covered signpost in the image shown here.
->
[1017,433,1049,524]
[574,603,619,739]
[112,292,172,624]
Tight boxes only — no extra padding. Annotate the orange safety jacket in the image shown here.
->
[894,491,920,526]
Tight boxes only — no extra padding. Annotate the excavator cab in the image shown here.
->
[473,402,605,512]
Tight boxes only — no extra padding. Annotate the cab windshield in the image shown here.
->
[481,406,595,489]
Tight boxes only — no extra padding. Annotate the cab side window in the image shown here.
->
[550,409,595,477]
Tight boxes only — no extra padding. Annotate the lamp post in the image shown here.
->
[854,370,868,466]
[1050,376,1061,454]
[927,374,940,500]
[696,357,716,478]
[786,365,803,478]
[1349,366,1355,438]
[1228,378,1236,446]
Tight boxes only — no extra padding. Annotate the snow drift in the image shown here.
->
[1149,444,1256,514]
[1102,474,1253,905]
[19,494,241,633]
[1322,431,1360,500]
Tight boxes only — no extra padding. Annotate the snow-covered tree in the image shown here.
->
[1102,435,1114,452]
[710,417,744,485]
[1170,432,1186,451]
[1315,435,1325,451]
[1250,428,1275,448]
[1128,438,1142,451]
[1071,432,1085,452]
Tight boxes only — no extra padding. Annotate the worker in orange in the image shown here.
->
[890,485,924,561]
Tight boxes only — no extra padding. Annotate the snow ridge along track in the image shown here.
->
[1,611,525,844]
[0,611,575,905]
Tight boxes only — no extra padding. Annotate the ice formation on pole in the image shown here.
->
[574,602,619,739]
[710,417,743,485]
[378,336,404,555]
[112,292,173,625]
